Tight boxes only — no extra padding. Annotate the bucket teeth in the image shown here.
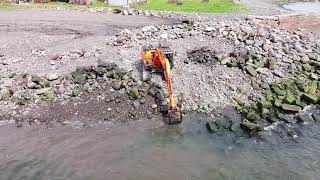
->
[161,106,182,125]
[168,111,182,125]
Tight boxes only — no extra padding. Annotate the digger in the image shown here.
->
[141,43,182,124]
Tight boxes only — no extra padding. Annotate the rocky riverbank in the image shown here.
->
[1,7,319,138]
[106,9,320,137]
[0,59,182,127]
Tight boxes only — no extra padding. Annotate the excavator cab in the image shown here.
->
[141,43,182,124]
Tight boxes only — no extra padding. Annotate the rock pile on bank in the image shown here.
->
[110,13,320,107]
[239,78,319,126]
[112,15,320,70]
[0,60,173,117]
[105,11,320,135]
[111,13,320,84]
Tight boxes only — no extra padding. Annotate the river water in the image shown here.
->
[283,2,320,13]
[0,113,320,180]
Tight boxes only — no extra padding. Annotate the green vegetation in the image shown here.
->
[0,1,118,10]
[0,0,243,13]
[134,0,244,13]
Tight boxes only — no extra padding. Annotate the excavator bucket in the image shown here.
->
[160,104,182,125]
[168,107,182,124]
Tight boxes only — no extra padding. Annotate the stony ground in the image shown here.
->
[0,1,320,129]
[0,8,177,75]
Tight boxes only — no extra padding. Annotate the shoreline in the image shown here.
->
[0,4,320,139]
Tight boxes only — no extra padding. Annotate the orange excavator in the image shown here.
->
[141,43,182,124]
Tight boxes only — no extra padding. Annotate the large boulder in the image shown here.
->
[245,65,258,77]
[281,104,301,113]
[71,68,87,85]
[301,93,318,104]
[240,121,262,132]
[0,88,13,100]
[297,114,313,123]
[206,121,218,133]
[127,88,140,99]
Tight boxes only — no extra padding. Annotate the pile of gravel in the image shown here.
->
[0,60,172,115]
[107,12,319,113]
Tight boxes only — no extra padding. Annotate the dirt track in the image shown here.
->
[0,8,177,75]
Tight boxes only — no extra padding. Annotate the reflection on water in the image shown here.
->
[0,113,320,180]
[283,2,320,13]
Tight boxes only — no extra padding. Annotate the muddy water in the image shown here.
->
[0,113,320,180]
[283,2,320,13]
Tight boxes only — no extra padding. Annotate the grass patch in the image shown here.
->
[134,0,244,13]
[0,1,120,10]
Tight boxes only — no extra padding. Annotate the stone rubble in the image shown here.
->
[0,61,173,118]
[0,7,319,136]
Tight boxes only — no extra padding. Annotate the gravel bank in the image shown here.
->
[0,6,319,131]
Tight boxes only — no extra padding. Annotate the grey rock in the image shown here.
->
[31,75,42,84]
[112,81,122,90]
[221,57,231,65]
[287,129,298,138]
[144,10,151,16]
[133,101,140,107]
[3,79,13,87]
[127,9,134,15]
[302,64,313,72]
[0,88,13,100]
[155,92,165,101]
[301,55,310,64]
[301,93,318,104]
[71,68,87,85]
[151,104,158,109]
[273,70,284,78]
[282,57,293,64]
[297,114,313,123]
[294,43,305,53]
[127,88,139,99]
[277,113,296,123]
[122,9,129,16]
[148,86,159,97]
[204,27,214,32]
[245,40,254,45]
[312,114,320,122]
[245,65,258,77]
[308,53,318,60]
[237,32,249,41]
[240,121,262,131]
[281,104,301,113]
[230,122,242,134]
[35,87,51,95]
[46,73,59,81]
[215,117,232,130]
[83,52,92,58]
[206,121,219,133]
[27,79,36,88]
[270,33,282,43]
[310,73,318,80]
[142,26,158,33]
[139,98,145,104]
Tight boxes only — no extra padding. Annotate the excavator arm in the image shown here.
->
[156,48,182,124]
[156,48,176,109]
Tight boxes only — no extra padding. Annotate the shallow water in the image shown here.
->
[0,113,320,180]
[283,2,320,13]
